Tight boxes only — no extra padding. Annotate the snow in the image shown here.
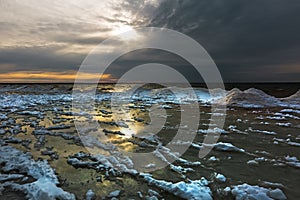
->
[141,173,212,200]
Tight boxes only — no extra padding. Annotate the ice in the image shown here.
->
[273,112,300,120]
[46,124,71,130]
[259,181,285,189]
[247,160,259,166]
[107,190,121,198]
[0,93,72,112]
[145,163,156,169]
[0,113,7,120]
[141,173,212,200]
[170,165,194,173]
[214,173,226,182]
[269,189,288,200]
[280,109,300,114]
[85,189,96,200]
[208,156,219,162]
[281,89,300,106]
[0,174,24,182]
[273,138,300,148]
[148,189,161,198]
[153,145,201,166]
[198,127,229,135]
[230,183,287,200]
[18,110,42,116]
[214,88,300,108]
[287,141,300,147]
[249,128,277,135]
[212,142,245,153]
[67,150,138,176]
[228,125,248,135]
[276,122,291,127]
[0,145,75,200]
[284,156,300,168]
[217,88,284,108]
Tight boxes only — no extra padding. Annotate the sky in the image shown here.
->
[0,0,300,83]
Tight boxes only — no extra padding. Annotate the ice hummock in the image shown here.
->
[217,88,283,108]
[281,89,300,105]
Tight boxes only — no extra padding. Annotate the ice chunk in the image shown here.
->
[284,156,300,168]
[108,190,121,198]
[247,160,259,166]
[268,188,287,200]
[208,156,219,162]
[214,173,226,183]
[86,189,96,200]
[231,183,287,200]
[141,173,212,200]
[213,142,245,153]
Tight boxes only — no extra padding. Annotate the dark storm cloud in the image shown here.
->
[53,35,107,45]
[0,0,299,82]
[106,49,203,82]
[147,0,300,82]
[0,46,84,73]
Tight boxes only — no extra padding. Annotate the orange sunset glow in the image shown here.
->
[0,71,115,83]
